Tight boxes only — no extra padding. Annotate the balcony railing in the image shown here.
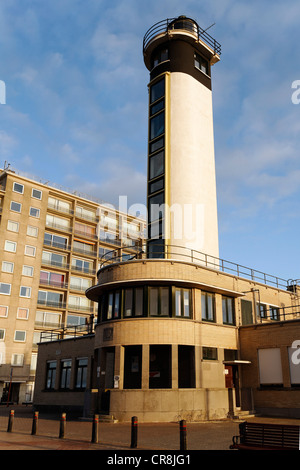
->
[143,17,221,56]
[37,299,66,309]
[98,242,289,290]
[47,202,74,216]
[257,304,300,323]
[39,320,95,343]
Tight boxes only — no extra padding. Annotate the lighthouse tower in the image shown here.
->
[143,16,221,261]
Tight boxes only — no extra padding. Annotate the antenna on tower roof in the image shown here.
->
[203,22,215,33]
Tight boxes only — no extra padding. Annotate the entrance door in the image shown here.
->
[99,347,115,414]
[225,365,240,407]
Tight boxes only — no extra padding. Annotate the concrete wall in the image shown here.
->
[109,388,235,422]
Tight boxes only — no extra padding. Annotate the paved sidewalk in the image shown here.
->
[0,405,240,451]
[0,405,300,451]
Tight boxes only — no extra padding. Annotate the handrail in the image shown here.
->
[143,17,221,56]
[39,320,95,343]
[98,242,289,290]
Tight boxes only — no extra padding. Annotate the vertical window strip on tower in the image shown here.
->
[148,76,166,257]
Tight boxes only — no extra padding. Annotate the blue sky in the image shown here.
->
[1,0,300,281]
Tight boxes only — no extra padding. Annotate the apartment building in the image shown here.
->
[0,168,145,404]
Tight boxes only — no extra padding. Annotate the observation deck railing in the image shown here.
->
[143,17,221,56]
[98,242,291,291]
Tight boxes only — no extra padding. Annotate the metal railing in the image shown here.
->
[143,17,221,56]
[39,319,95,343]
[98,242,289,290]
[258,304,300,323]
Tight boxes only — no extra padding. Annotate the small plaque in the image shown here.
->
[103,327,113,341]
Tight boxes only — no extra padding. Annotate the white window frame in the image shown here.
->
[17,307,29,320]
[22,265,34,277]
[29,207,40,218]
[32,188,42,200]
[0,329,5,341]
[25,245,36,257]
[4,240,17,253]
[13,182,24,194]
[0,305,8,318]
[14,330,26,342]
[10,201,22,213]
[27,225,39,237]
[2,261,14,273]
[7,220,19,233]
[0,283,11,295]
[20,286,31,298]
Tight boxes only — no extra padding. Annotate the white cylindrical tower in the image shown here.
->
[143,16,221,262]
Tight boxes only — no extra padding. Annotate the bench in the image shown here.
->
[230,421,299,450]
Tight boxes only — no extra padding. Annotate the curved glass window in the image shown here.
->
[98,285,192,321]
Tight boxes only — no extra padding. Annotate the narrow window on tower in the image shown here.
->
[194,52,210,76]
[152,48,169,69]
[150,111,165,140]
[148,76,166,257]
[150,77,165,103]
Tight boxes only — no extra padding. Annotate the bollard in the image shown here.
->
[7,409,14,433]
[179,419,187,450]
[130,416,138,448]
[31,411,39,435]
[59,412,66,439]
[91,414,99,443]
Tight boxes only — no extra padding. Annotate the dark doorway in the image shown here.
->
[149,345,171,389]
[124,346,142,389]
[178,346,195,388]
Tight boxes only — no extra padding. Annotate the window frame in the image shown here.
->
[60,359,72,389]
[201,291,216,322]
[14,330,26,342]
[202,346,218,361]
[10,201,22,213]
[75,358,88,389]
[4,240,17,253]
[13,182,24,194]
[222,296,235,325]
[25,245,36,257]
[29,207,40,218]
[17,307,29,320]
[7,220,19,233]
[0,283,11,295]
[32,188,42,200]
[194,52,210,76]
[46,360,57,390]
[174,287,192,318]
[2,261,14,273]
[0,305,8,318]
[20,286,31,298]
[27,225,39,237]
[22,265,34,277]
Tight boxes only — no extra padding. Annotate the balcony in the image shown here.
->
[39,321,95,343]
[37,298,66,309]
[143,16,221,56]
[45,220,73,233]
[72,245,98,258]
[98,242,289,290]
[47,202,74,216]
